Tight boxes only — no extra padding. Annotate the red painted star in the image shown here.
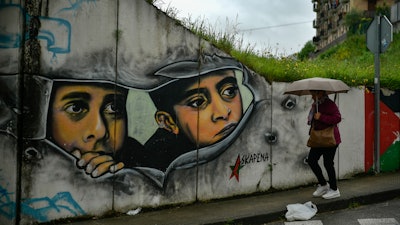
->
[230,155,243,181]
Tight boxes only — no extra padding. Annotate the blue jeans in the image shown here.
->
[307,146,338,190]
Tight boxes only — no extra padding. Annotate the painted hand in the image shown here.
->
[72,150,125,178]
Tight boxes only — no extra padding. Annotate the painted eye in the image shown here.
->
[100,94,126,118]
[65,102,86,114]
[103,101,125,118]
[220,84,238,100]
[222,87,237,98]
[281,96,297,110]
[187,96,207,108]
[62,101,88,121]
[104,103,117,114]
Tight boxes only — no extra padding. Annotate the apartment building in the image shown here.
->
[312,0,395,53]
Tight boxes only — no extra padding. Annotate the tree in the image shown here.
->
[298,41,315,61]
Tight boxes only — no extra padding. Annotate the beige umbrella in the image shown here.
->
[283,77,350,96]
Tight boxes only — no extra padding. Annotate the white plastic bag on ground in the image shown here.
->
[126,207,142,216]
[285,201,318,221]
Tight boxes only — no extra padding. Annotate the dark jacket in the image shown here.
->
[311,97,342,145]
[143,128,197,171]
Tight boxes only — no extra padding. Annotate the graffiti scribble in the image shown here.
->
[0,3,71,61]
[58,0,97,14]
[0,185,14,220]
[0,183,85,222]
[22,192,85,222]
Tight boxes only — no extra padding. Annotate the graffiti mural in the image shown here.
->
[0,49,256,224]
[47,81,143,178]
[142,55,255,173]
[2,1,261,222]
[30,54,256,184]
[365,88,400,172]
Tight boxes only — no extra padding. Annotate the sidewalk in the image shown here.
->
[67,171,400,225]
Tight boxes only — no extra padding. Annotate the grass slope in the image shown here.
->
[231,32,400,90]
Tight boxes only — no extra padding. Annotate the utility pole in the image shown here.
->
[366,15,393,174]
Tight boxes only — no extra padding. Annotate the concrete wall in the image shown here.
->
[0,1,399,224]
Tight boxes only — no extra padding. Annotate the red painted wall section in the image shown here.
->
[365,90,400,172]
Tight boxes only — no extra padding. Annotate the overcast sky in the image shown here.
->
[156,0,316,57]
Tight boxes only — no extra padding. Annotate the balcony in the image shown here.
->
[313,3,319,12]
[338,12,343,20]
[313,36,320,44]
[313,20,320,28]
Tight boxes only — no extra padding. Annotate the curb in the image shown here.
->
[209,187,400,225]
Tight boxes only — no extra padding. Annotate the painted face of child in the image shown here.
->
[50,84,126,156]
[173,70,243,147]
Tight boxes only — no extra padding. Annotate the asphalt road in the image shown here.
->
[262,197,400,225]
